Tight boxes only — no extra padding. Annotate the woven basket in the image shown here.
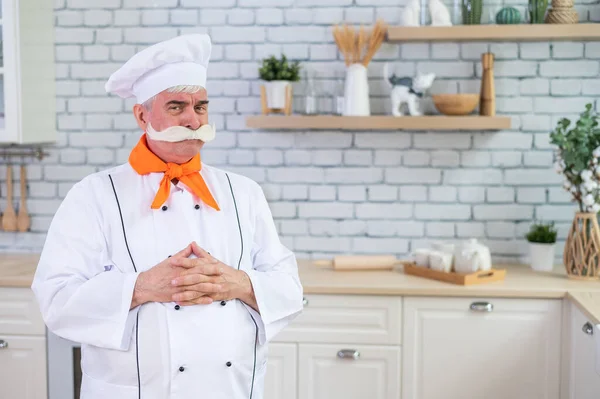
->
[545,9,579,23]
[551,0,574,8]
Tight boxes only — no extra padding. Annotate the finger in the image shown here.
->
[171,273,219,287]
[173,243,193,259]
[172,290,205,302]
[170,257,201,269]
[172,285,221,302]
[191,242,213,259]
[178,297,214,306]
[179,262,223,277]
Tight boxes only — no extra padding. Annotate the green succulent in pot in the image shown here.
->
[258,55,301,82]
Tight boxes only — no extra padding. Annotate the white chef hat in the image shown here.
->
[105,34,212,104]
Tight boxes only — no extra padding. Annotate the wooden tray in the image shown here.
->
[403,263,506,286]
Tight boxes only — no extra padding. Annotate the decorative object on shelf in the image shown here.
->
[550,103,600,279]
[17,164,30,232]
[2,164,18,232]
[545,0,578,23]
[332,70,345,115]
[453,239,492,274]
[429,0,453,26]
[462,0,483,24]
[480,52,495,116]
[383,63,435,116]
[432,93,479,115]
[526,222,557,272]
[403,262,506,285]
[302,69,317,115]
[401,0,422,26]
[528,0,548,23]
[258,54,300,116]
[496,7,522,24]
[332,20,387,116]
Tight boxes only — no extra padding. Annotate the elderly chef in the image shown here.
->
[31,33,303,399]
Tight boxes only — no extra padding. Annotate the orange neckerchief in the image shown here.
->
[129,134,220,211]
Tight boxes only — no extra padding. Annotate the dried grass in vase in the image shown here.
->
[332,19,387,67]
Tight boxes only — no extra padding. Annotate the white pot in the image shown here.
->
[454,238,492,274]
[265,80,291,109]
[343,63,370,116]
[529,243,556,272]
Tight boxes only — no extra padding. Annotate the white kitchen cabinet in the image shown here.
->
[298,343,401,399]
[1,0,56,144]
[567,303,600,399]
[264,343,298,399]
[402,297,562,399]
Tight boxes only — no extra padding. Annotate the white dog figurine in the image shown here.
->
[384,63,436,116]
[401,0,421,26]
[429,0,453,26]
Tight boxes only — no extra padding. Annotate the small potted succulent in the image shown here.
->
[526,222,558,272]
[258,54,300,111]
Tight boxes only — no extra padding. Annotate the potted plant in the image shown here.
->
[258,54,300,113]
[526,222,558,272]
[550,103,600,279]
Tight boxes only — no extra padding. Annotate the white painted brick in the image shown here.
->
[534,97,594,113]
[426,222,455,237]
[254,44,283,61]
[374,150,402,166]
[368,185,398,201]
[338,220,366,236]
[212,27,266,43]
[375,7,402,23]
[83,45,109,61]
[326,168,383,184]
[585,43,600,58]
[58,182,75,198]
[356,204,412,219]
[142,10,169,26]
[86,114,113,130]
[201,149,228,166]
[285,150,311,165]
[313,8,345,24]
[69,132,123,148]
[486,240,528,256]
[56,10,83,26]
[490,43,518,59]
[223,167,265,183]
[431,151,460,167]
[199,9,227,26]
[299,203,353,218]
[551,80,582,95]
[280,220,308,235]
[225,44,253,61]
[401,44,430,60]
[296,0,351,5]
[284,9,312,24]
[517,187,546,203]
[56,45,81,62]
[28,182,57,198]
[208,62,239,78]
[457,79,480,94]
[548,187,572,203]
[268,168,324,183]
[25,200,64,216]
[523,151,553,167]
[457,222,485,237]
[68,98,122,113]
[310,44,338,60]
[227,149,255,166]
[96,28,123,44]
[260,184,282,201]
[114,10,140,26]
[461,43,489,60]
[60,148,86,164]
[403,151,430,166]
[309,186,336,201]
[367,221,398,237]
[353,237,408,254]
[296,133,352,148]
[444,169,502,185]
[416,61,474,78]
[536,205,578,221]
[339,186,367,202]
[415,204,471,220]
[495,60,537,77]
[344,150,372,166]
[255,150,283,166]
[540,60,599,77]
[461,151,491,167]
[492,151,523,167]
[110,45,136,61]
[71,63,122,79]
[238,0,292,5]
[552,42,584,59]
[56,81,80,96]
[487,222,515,238]
[67,0,120,8]
[44,165,96,182]
[459,187,485,203]
[431,43,459,60]
[474,133,532,149]
[496,97,533,113]
[83,10,112,26]
[520,42,550,59]
[267,26,327,43]
[55,28,94,44]
[269,202,296,218]
[280,44,309,60]
[394,221,425,237]
[474,205,533,220]
[492,79,520,96]
[58,115,84,131]
[125,0,177,6]
[170,10,197,25]
[313,150,343,166]
[592,7,600,22]
[386,168,441,184]
[430,186,457,202]
[124,28,177,44]
[355,133,410,149]
[520,116,551,133]
[228,9,255,25]
[344,7,374,23]
[487,187,515,203]
[255,8,284,25]
[282,185,308,200]
[414,133,470,149]
[520,78,549,95]
[55,66,69,80]
[400,186,427,201]
[505,169,561,185]
[87,148,115,165]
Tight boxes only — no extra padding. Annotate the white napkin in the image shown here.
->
[595,324,600,376]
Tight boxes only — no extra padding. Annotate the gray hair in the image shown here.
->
[141,85,205,110]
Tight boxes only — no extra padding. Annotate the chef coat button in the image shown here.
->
[179,366,185,372]
[162,205,168,211]
[226,362,232,367]
[194,204,200,210]
[174,305,180,310]
[220,300,226,306]
[168,255,172,258]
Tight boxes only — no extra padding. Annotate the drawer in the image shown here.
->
[276,295,402,345]
[0,288,45,336]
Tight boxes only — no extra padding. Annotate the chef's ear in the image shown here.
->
[133,104,149,132]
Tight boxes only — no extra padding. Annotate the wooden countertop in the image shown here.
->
[1,254,599,324]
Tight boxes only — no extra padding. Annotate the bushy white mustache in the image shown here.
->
[146,122,216,143]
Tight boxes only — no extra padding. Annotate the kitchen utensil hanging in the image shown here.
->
[2,163,18,231]
[17,162,30,232]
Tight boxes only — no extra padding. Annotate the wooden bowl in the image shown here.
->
[432,94,479,116]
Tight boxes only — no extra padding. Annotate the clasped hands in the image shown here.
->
[131,242,255,310]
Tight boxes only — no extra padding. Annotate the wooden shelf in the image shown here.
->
[245,115,511,131]
[387,23,600,42]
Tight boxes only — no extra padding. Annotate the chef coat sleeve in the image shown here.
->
[31,179,140,351]
[243,183,304,345]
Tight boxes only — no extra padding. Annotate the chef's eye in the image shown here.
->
[195,105,207,113]
[169,106,182,111]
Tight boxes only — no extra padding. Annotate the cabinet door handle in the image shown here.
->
[0,340,8,349]
[582,322,594,336]
[302,297,308,306]
[337,349,360,360]
[470,302,493,312]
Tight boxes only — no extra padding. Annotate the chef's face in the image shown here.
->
[133,88,209,163]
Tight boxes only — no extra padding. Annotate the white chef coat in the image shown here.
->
[31,161,304,399]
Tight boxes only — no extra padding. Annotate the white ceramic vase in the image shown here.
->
[265,80,290,109]
[529,243,555,272]
[343,63,370,116]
